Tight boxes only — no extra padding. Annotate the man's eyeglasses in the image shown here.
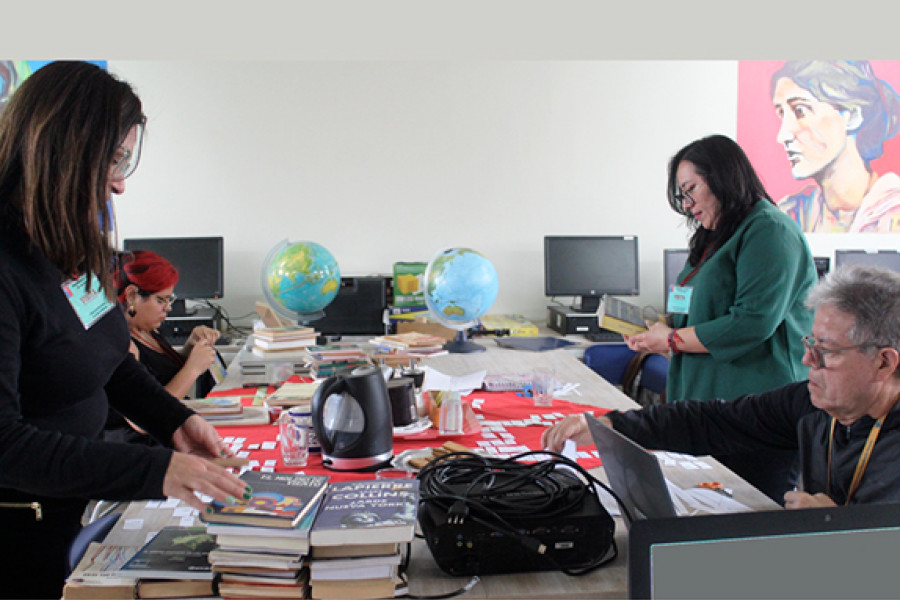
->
[674,186,697,210]
[801,335,876,369]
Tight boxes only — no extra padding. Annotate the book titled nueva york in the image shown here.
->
[310,479,420,546]
[201,470,329,529]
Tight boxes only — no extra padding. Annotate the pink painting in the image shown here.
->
[737,60,900,233]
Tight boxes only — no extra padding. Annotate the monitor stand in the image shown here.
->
[571,295,600,313]
[167,298,197,317]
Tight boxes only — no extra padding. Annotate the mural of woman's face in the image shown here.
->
[773,77,856,180]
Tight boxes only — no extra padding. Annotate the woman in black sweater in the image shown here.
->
[0,61,247,599]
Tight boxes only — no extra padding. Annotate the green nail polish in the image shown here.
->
[225,495,237,504]
[243,491,252,500]
[205,506,213,513]
[244,486,253,494]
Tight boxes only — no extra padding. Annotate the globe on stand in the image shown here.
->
[424,247,499,353]
[261,240,341,325]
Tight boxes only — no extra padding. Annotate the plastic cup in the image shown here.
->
[532,367,555,407]
[376,468,415,480]
[278,409,309,467]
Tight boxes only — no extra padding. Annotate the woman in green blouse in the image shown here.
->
[625,134,817,502]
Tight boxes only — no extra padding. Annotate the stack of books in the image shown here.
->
[306,345,371,379]
[236,346,312,386]
[370,331,448,363]
[251,326,319,355]
[201,471,330,599]
[308,479,419,599]
[63,527,218,599]
[182,395,245,421]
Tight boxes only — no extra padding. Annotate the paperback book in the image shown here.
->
[201,471,329,529]
[310,479,419,546]
[119,526,215,581]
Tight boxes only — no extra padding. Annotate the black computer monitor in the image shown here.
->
[834,249,900,274]
[628,502,900,599]
[662,248,689,312]
[122,236,224,316]
[543,235,639,313]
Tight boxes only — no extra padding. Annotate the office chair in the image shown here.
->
[66,512,121,575]
[582,343,637,387]
[638,353,668,398]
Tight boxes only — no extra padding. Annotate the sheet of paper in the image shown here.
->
[665,479,752,516]
[422,367,486,395]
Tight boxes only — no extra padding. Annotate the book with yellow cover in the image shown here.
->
[479,314,539,337]
[596,294,654,336]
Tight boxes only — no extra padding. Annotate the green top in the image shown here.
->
[668,200,816,402]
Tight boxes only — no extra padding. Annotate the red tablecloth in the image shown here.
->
[208,378,606,482]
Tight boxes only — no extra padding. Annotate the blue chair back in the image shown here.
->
[582,344,637,385]
[639,353,669,395]
[66,512,121,575]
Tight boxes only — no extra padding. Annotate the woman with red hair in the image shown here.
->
[116,250,220,402]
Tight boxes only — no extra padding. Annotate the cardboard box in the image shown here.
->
[393,262,427,306]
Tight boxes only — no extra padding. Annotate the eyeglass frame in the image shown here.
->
[673,186,697,210]
[800,334,878,369]
[137,289,178,309]
[108,124,144,182]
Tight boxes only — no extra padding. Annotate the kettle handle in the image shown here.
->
[311,374,347,447]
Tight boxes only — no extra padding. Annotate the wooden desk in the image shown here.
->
[104,340,779,599]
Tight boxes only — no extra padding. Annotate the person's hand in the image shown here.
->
[172,414,233,458]
[783,490,837,510]
[624,321,671,354]
[541,414,604,452]
[187,325,220,348]
[184,339,217,376]
[165,415,245,511]
[162,452,249,512]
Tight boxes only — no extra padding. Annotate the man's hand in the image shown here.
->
[783,490,837,509]
[541,414,608,453]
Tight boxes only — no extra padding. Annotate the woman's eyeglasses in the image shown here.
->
[674,186,697,210]
[138,290,177,308]
[109,124,144,182]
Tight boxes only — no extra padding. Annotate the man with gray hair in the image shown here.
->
[542,265,900,508]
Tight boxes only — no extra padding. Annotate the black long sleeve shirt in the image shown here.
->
[609,381,900,505]
[0,220,193,503]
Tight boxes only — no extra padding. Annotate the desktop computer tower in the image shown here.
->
[547,305,601,336]
[313,275,391,337]
[158,307,218,343]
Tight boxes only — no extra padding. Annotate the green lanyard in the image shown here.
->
[826,393,900,504]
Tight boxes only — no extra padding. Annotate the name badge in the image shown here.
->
[667,285,693,315]
[62,273,116,329]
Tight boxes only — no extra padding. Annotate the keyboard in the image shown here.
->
[584,330,624,343]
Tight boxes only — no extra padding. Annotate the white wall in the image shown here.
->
[108,60,900,327]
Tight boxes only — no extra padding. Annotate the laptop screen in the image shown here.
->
[628,502,900,599]
[586,415,676,523]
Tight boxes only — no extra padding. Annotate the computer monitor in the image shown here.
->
[628,502,900,599]
[662,249,689,312]
[834,249,900,274]
[122,236,224,316]
[543,235,639,313]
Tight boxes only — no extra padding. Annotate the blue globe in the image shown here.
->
[424,247,499,330]
[262,240,341,321]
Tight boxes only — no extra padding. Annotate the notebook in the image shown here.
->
[586,414,677,524]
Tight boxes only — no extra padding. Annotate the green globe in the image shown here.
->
[424,247,499,329]
[262,240,341,320]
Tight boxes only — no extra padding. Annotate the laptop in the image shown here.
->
[586,414,677,523]
[628,502,900,599]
